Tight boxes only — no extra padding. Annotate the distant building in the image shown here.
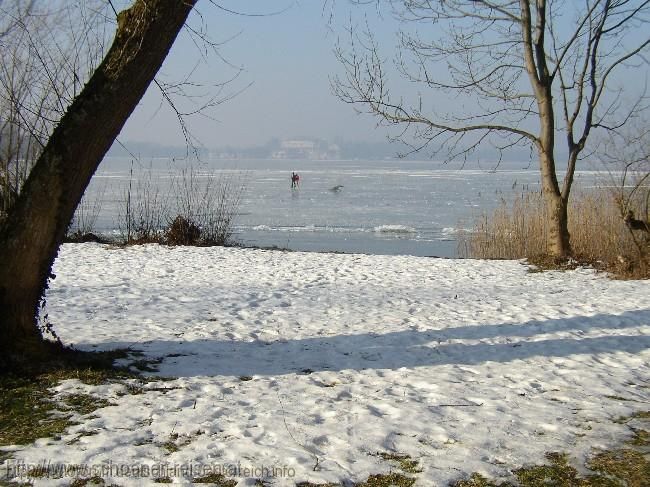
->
[272,138,340,160]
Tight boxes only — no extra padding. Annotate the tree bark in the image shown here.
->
[538,148,571,258]
[538,124,571,258]
[0,0,196,364]
[544,189,571,258]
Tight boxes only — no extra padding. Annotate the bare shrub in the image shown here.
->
[116,161,245,247]
[199,172,245,245]
[459,190,647,278]
[165,215,202,246]
[167,165,245,246]
[118,162,169,244]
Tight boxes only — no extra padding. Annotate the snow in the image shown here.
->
[3,243,649,486]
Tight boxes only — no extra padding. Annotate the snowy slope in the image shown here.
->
[3,243,649,486]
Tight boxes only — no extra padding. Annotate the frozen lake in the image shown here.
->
[84,157,605,257]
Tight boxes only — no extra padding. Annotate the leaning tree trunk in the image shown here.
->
[0,0,196,364]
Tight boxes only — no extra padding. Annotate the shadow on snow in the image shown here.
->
[90,309,650,377]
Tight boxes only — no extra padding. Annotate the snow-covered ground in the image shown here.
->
[3,243,649,486]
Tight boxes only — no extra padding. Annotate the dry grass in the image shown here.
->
[452,410,650,487]
[0,351,132,448]
[459,191,649,278]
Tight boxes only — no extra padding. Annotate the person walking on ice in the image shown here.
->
[291,172,300,189]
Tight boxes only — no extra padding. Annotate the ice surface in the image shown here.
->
[82,157,606,257]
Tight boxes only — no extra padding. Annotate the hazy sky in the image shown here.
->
[118,1,648,151]
[120,1,396,148]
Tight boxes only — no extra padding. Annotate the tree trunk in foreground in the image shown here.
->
[0,0,196,365]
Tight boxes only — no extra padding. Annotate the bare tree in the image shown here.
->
[333,0,650,258]
[0,0,198,365]
[0,1,109,220]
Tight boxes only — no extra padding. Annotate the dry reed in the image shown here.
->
[458,190,649,278]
